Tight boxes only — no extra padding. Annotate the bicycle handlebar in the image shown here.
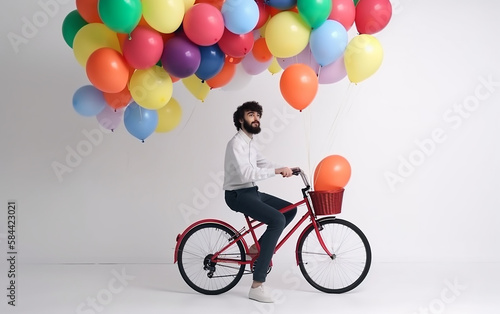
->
[291,167,311,193]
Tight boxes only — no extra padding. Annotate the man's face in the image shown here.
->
[241,110,261,134]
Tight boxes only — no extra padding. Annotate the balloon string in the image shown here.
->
[325,83,355,154]
[179,101,198,135]
[302,105,312,186]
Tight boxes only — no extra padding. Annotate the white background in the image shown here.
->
[1,0,499,269]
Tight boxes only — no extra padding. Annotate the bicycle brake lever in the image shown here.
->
[291,167,301,175]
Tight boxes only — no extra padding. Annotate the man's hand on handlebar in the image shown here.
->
[276,167,301,177]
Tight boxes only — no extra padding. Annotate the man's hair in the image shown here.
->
[233,101,263,131]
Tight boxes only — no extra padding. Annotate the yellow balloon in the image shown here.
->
[265,11,311,59]
[156,97,182,133]
[73,23,121,67]
[344,34,384,84]
[142,0,185,33]
[182,75,210,102]
[130,66,173,110]
[268,57,282,75]
[182,0,196,11]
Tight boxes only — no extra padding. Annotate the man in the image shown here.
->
[223,101,297,303]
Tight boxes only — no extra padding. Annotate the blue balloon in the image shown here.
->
[195,44,225,81]
[124,102,158,142]
[266,0,296,10]
[221,0,259,34]
[72,85,106,117]
[310,20,348,67]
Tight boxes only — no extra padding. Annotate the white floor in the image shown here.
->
[1,262,498,314]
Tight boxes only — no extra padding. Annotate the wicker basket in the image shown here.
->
[309,188,344,215]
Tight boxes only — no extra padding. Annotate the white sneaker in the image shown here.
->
[248,285,274,303]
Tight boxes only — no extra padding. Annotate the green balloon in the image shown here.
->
[298,0,332,29]
[62,10,88,48]
[353,0,360,5]
[98,0,142,34]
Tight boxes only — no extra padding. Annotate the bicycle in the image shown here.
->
[174,168,371,295]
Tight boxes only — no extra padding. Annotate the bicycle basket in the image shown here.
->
[309,188,344,215]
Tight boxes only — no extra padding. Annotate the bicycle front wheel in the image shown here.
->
[177,222,245,295]
[297,217,371,293]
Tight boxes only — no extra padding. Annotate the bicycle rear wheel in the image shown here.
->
[297,217,371,293]
[177,222,245,295]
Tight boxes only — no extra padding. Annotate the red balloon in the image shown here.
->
[217,28,254,58]
[123,26,163,69]
[328,0,355,30]
[103,86,131,110]
[76,0,102,23]
[255,0,271,30]
[195,0,224,10]
[279,64,318,111]
[183,3,225,46]
[355,0,392,34]
[86,48,129,93]
[314,155,351,190]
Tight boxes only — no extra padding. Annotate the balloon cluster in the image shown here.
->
[62,0,392,141]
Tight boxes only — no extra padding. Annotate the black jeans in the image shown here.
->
[225,186,297,282]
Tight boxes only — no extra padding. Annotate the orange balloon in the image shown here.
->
[76,0,102,23]
[206,59,236,89]
[252,37,272,62]
[195,0,224,10]
[86,48,130,93]
[314,155,351,190]
[103,86,132,109]
[279,63,318,111]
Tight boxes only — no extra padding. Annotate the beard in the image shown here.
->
[243,119,261,134]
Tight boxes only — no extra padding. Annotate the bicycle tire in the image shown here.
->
[297,217,371,293]
[177,222,246,295]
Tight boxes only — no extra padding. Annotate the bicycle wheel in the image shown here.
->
[177,222,246,295]
[297,217,371,293]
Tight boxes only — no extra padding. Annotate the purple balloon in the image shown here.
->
[277,44,319,74]
[161,36,201,78]
[241,52,271,75]
[318,56,347,84]
[96,105,124,131]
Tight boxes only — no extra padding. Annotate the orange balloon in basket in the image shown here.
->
[314,155,351,190]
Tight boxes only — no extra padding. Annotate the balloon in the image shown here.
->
[97,106,124,131]
[73,23,121,67]
[182,75,210,101]
[318,55,346,84]
[156,97,182,132]
[98,0,142,34]
[344,34,383,83]
[252,37,273,62]
[221,0,259,35]
[241,51,272,75]
[76,0,101,23]
[217,29,254,58]
[255,0,271,30]
[297,0,332,29]
[62,10,88,48]
[355,0,392,34]
[129,66,173,109]
[267,0,296,10]
[277,44,319,73]
[195,0,224,10]
[267,57,282,74]
[123,26,163,69]
[265,11,311,58]
[183,0,196,11]
[206,58,237,88]
[161,36,201,78]
[314,155,351,190]
[124,102,159,141]
[142,0,185,34]
[279,63,318,111]
[183,3,225,46]
[103,86,132,110]
[86,48,130,93]
[310,19,348,66]
[195,44,225,81]
[72,85,107,117]
[328,0,355,30]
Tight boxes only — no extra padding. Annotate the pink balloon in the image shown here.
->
[328,0,356,31]
[318,56,347,84]
[123,26,163,69]
[183,3,225,46]
[96,105,124,131]
[217,28,254,58]
[241,51,271,75]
